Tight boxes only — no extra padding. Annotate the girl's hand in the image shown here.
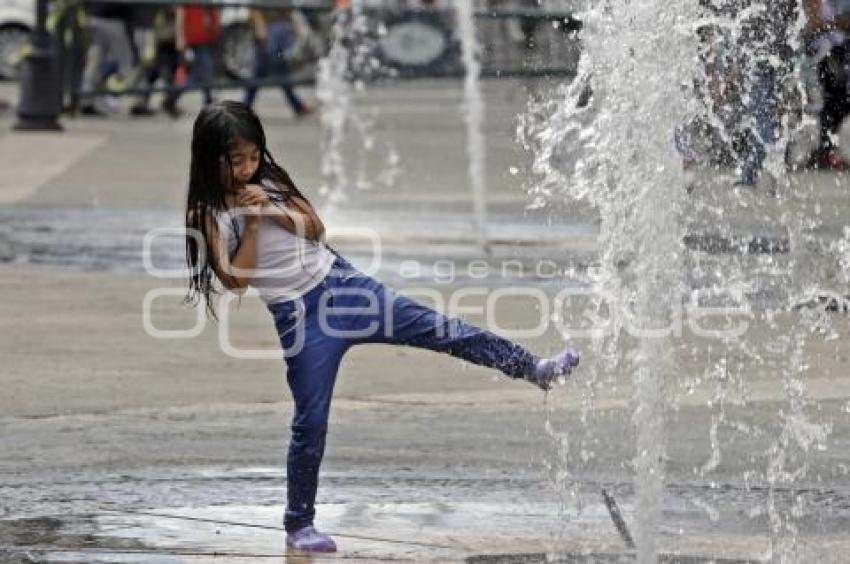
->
[237,184,270,219]
[240,184,270,203]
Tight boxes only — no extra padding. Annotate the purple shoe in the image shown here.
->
[286,525,337,553]
[529,346,579,391]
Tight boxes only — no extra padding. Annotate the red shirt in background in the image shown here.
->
[183,6,220,46]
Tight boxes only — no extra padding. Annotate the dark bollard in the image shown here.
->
[601,488,636,550]
[14,0,62,131]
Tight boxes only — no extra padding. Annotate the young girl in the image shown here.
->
[184,101,579,553]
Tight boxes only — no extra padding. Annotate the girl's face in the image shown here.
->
[222,138,261,192]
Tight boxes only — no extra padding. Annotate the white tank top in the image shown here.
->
[214,199,335,306]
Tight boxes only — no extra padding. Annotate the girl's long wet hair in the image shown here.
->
[184,100,313,318]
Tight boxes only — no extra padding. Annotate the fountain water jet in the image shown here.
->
[520,1,699,562]
[519,1,843,562]
[317,2,357,206]
[456,0,490,254]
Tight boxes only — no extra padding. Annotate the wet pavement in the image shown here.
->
[0,502,771,563]
[3,392,850,562]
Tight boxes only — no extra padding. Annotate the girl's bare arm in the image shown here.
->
[249,8,268,42]
[282,195,326,241]
[195,210,262,291]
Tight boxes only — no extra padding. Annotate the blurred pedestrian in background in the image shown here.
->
[167,3,220,112]
[732,0,799,186]
[243,8,316,117]
[677,1,799,188]
[79,1,136,115]
[803,0,850,168]
[131,6,181,117]
[675,23,740,178]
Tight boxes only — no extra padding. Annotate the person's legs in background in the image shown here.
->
[80,16,138,115]
[157,43,180,115]
[243,42,269,108]
[79,20,108,115]
[817,43,850,166]
[131,42,177,115]
[187,44,215,105]
[167,43,216,111]
[160,47,183,118]
[93,16,135,85]
[270,58,311,116]
[262,18,314,116]
[738,63,780,186]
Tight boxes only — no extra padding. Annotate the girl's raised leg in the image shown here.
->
[333,272,578,388]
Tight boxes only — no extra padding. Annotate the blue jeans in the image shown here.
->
[268,256,538,532]
[169,43,215,106]
[243,43,306,114]
[739,63,780,184]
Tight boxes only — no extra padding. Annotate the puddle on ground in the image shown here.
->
[1,500,777,563]
[467,555,761,563]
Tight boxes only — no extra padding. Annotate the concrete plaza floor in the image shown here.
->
[1,80,849,563]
